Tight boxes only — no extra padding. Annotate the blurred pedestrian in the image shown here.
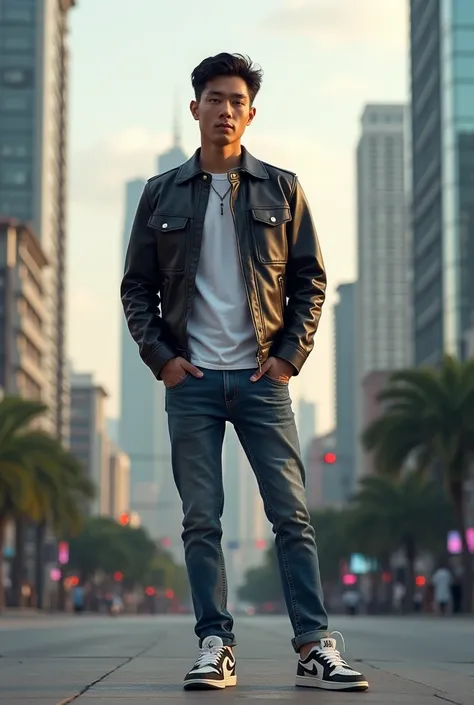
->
[431,563,452,615]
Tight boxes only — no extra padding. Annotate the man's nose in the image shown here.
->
[218,102,232,118]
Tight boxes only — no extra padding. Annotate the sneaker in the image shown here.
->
[295,635,369,691]
[183,636,236,690]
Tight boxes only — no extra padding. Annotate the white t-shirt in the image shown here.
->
[187,173,257,370]
[432,568,452,602]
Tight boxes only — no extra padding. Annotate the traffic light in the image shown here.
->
[323,452,337,465]
[113,571,124,582]
[118,513,130,526]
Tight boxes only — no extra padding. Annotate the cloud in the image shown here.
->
[266,0,407,51]
[70,127,172,214]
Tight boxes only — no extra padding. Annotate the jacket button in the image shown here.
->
[162,223,168,229]
[202,174,208,180]
[270,216,276,223]
[230,172,236,178]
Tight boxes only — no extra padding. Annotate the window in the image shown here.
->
[1,35,33,51]
[2,3,35,22]
[0,139,30,158]
[0,164,29,185]
[0,95,28,111]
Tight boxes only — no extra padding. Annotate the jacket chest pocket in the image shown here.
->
[251,207,292,264]
[148,213,189,272]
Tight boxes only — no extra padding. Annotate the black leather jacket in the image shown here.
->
[121,147,326,378]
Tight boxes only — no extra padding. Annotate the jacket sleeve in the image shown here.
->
[120,183,176,378]
[273,177,327,374]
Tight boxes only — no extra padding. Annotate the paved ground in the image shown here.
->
[0,613,472,704]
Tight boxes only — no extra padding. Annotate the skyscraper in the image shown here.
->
[0,0,77,440]
[119,124,187,551]
[355,104,411,477]
[119,178,162,537]
[334,282,357,497]
[70,372,110,516]
[410,0,474,364]
[296,398,316,465]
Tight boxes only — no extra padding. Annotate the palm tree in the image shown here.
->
[351,474,451,610]
[362,356,474,611]
[0,397,94,611]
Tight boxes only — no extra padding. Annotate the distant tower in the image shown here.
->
[119,111,188,556]
[157,104,187,174]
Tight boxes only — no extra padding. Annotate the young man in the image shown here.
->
[121,53,368,693]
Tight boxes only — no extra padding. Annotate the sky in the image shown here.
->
[67,0,408,433]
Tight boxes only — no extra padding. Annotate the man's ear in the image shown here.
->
[190,100,199,121]
[247,106,257,126]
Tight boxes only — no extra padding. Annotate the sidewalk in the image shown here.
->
[0,614,472,704]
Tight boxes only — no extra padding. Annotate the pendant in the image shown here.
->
[220,202,224,215]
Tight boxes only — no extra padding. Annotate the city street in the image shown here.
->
[0,613,472,704]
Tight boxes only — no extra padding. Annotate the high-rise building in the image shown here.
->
[157,114,187,174]
[410,0,474,364]
[0,218,48,401]
[119,178,162,536]
[355,104,411,477]
[334,282,357,497]
[108,441,130,520]
[70,372,110,516]
[306,431,341,508]
[297,399,316,467]
[0,0,77,441]
[119,124,187,553]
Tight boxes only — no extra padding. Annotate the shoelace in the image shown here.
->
[194,646,224,669]
[319,631,349,669]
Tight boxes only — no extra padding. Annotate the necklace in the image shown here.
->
[210,182,232,215]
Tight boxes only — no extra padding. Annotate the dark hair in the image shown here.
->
[191,53,263,104]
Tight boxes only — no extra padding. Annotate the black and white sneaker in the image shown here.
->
[183,636,236,690]
[296,635,368,691]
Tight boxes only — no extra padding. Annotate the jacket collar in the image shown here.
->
[175,146,269,184]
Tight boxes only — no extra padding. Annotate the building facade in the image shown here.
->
[70,372,110,516]
[410,0,474,364]
[296,398,316,467]
[334,282,357,496]
[0,218,48,401]
[119,127,187,552]
[355,104,411,478]
[108,442,130,520]
[0,0,77,441]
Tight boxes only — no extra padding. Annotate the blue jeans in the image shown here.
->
[165,368,329,652]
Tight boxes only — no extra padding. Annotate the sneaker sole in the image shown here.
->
[184,675,237,690]
[295,675,369,691]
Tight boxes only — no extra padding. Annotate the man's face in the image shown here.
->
[190,76,256,147]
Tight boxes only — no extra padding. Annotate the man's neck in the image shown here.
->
[200,141,242,174]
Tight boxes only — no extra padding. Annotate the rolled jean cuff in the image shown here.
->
[199,635,236,648]
[292,630,330,653]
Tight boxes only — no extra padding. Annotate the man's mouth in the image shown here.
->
[216,123,234,130]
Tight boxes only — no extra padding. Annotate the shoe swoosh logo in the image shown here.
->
[225,657,235,672]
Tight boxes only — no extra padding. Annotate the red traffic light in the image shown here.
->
[113,571,124,582]
[118,513,130,526]
[323,452,337,465]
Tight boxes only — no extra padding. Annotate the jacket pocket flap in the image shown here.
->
[251,207,291,226]
[148,214,188,232]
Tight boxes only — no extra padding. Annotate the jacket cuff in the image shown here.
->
[272,341,308,376]
[143,343,176,380]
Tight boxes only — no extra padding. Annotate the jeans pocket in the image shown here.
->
[165,373,190,391]
[262,373,290,388]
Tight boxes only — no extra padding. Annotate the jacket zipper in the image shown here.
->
[278,275,285,319]
[229,180,262,373]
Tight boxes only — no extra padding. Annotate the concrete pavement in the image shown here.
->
[0,613,472,704]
